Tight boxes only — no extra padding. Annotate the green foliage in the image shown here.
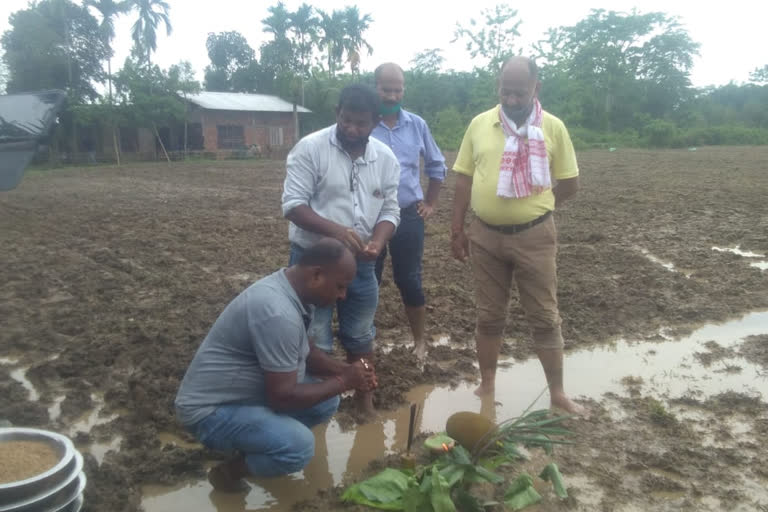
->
[126,0,171,66]
[112,58,186,127]
[431,108,466,152]
[535,9,700,132]
[410,49,445,75]
[343,407,573,512]
[6,0,766,154]
[504,474,542,510]
[203,31,268,93]
[648,398,678,427]
[749,65,768,85]
[452,4,521,72]
[539,463,568,498]
[2,0,109,103]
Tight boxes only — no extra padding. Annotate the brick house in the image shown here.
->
[184,92,311,156]
[72,92,311,162]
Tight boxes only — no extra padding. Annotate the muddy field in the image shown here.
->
[1,146,767,511]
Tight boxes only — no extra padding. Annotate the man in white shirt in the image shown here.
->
[282,84,400,418]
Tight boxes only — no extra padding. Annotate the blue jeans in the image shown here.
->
[375,205,425,307]
[290,243,378,355]
[192,394,340,477]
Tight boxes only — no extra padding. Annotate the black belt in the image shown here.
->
[401,202,420,214]
[478,211,552,234]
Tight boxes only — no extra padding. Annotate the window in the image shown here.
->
[217,125,245,149]
[268,126,284,147]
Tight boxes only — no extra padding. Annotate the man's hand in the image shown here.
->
[451,230,469,261]
[340,361,377,392]
[417,201,435,220]
[360,240,383,261]
[333,226,365,253]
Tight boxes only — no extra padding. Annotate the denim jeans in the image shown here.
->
[375,205,426,307]
[192,394,340,477]
[289,243,378,355]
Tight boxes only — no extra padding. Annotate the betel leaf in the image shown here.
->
[449,444,473,465]
[425,433,456,452]
[429,467,457,512]
[539,462,568,498]
[504,473,543,511]
[453,487,486,512]
[403,483,430,512]
[439,464,466,487]
[464,464,504,484]
[341,468,411,510]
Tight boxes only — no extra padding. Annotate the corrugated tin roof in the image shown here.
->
[186,91,312,113]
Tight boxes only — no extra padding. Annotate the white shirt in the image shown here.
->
[282,125,401,248]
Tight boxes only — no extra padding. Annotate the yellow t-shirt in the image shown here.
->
[453,105,579,225]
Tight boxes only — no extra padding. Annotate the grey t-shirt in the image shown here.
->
[174,269,311,427]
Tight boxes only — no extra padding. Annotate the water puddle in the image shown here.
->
[140,310,768,511]
[48,394,66,422]
[712,245,768,270]
[88,436,123,465]
[9,367,40,401]
[158,432,201,450]
[67,394,122,464]
[636,246,692,277]
[70,394,119,433]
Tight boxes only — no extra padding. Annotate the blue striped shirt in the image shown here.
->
[371,109,446,208]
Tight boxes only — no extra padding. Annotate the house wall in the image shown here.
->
[196,110,298,154]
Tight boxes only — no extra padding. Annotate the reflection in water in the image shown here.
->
[142,311,768,512]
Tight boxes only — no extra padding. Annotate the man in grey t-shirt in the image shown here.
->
[175,239,377,491]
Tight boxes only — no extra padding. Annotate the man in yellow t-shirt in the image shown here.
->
[451,56,584,415]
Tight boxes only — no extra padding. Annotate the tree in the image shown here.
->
[203,31,258,92]
[126,0,172,67]
[749,65,768,85]
[410,48,445,74]
[289,3,318,105]
[168,60,200,158]
[84,0,130,103]
[317,9,346,79]
[452,4,521,71]
[535,9,699,131]
[341,6,373,75]
[0,59,8,94]
[113,56,186,161]
[1,0,109,103]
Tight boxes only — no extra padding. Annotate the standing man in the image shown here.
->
[282,84,400,418]
[175,239,377,491]
[372,63,447,359]
[451,56,584,415]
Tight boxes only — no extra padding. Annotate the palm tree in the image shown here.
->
[317,9,345,79]
[84,0,129,102]
[342,6,373,75]
[289,3,318,105]
[262,1,291,41]
[127,0,172,67]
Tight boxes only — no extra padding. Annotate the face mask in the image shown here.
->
[502,100,534,121]
[379,102,401,116]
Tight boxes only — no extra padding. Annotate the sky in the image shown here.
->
[1,0,766,88]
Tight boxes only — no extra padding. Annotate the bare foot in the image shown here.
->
[550,393,587,418]
[473,382,495,397]
[413,342,428,360]
[354,390,378,422]
[208,457,250,493]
